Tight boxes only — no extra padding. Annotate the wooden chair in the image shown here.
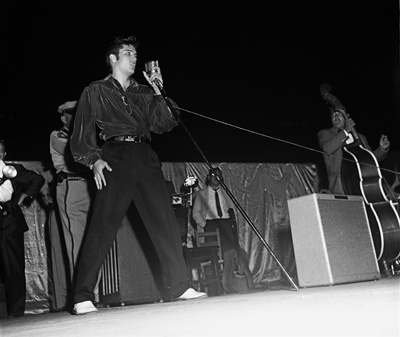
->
[195,228,222,261]
[183,246,223,296]
[182,229,224,296]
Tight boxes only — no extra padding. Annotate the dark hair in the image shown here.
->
[105,36,139,70]
[0,139,5,148]
[329,107,346,116]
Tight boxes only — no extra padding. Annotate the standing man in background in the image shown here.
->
[0,140,44,318]
[318,107,390,195]
[318,105,397,276]
[50,101,95,308]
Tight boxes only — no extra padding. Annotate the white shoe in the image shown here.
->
[73,301,98,315]
[177,288,207,300]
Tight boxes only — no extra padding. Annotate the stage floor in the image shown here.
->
[1,276,399,337]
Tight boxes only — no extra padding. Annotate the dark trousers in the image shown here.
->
[73,142,189,303]
[205,218,236,257]
[0,229,26,316]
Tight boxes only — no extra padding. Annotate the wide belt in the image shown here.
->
[112,135,150,144]
[57,171,92,183]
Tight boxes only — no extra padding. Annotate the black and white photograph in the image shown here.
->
[1,1,399,336]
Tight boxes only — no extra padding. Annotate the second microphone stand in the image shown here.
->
[154,81,299,291]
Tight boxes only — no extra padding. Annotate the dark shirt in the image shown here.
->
[1,163,45,236]
[70,75,179,167]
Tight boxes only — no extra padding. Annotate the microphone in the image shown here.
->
[0,159,17,186]
[0,165,17,186]
[144,60,164,90]
[3,165,17,179]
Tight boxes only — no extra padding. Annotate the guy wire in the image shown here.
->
[180,107,400,177]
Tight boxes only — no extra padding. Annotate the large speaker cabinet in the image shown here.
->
[100,207,164,306]
[288,193,380,288]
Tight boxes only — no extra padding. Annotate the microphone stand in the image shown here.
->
[154,80,299,291]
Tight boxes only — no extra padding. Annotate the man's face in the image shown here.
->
[0,144,6,160]
[330,110,346,130]
[209,169,223,186]
[114,44,137,75]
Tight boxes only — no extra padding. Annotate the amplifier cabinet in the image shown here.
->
[100,207,164,306]
[288,193,380,287]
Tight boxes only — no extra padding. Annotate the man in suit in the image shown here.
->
[0,140,45,318]
[318,107,390,194]
[318,107,396,277]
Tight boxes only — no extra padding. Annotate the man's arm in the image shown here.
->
[149,95,180,134]
[19,167,45,197]
[70,87,102,168]
[12,165,45,206]
[192,190,207,229]
[318,128,346,154]
[372,134,390,162]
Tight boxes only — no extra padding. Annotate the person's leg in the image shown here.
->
[57,179,93,280]
[131,150,190,298]
[48,208,68,310]
[73,145,135,305]
[1,231,26,317]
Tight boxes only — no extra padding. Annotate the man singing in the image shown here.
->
[70,36,206,315]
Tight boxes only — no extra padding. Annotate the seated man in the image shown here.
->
[192,167,253,294]
[192,167,236,258]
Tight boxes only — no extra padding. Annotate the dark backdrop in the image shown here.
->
[1,1,399,164]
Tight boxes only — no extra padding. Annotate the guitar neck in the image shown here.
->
[228,209,240,248]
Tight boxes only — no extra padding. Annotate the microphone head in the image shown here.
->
[144,60,160,77]
[3,165,17,179]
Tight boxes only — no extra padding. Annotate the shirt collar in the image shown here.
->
[106,74,139,90]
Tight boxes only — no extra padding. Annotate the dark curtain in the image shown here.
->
[162,162,317,289]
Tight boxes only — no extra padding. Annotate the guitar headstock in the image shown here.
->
[228,208,236,221]
[320,83,346,112]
